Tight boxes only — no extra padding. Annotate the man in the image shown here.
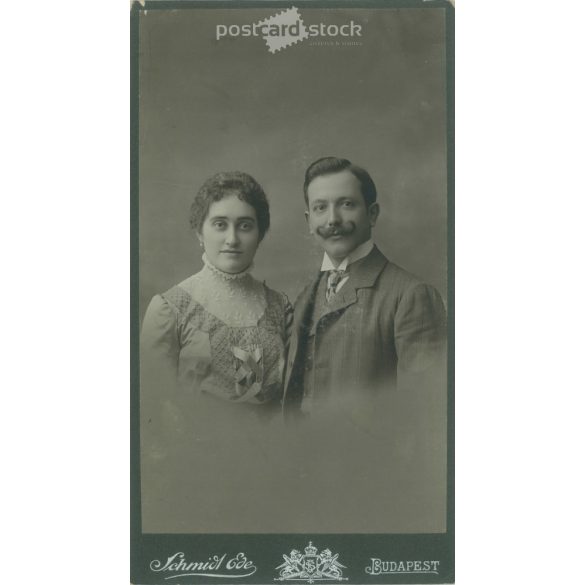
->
[283,156,447,420]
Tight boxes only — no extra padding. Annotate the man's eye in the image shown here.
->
[313,204,326,212]
[239,222,253,231]
[343,200,355,208]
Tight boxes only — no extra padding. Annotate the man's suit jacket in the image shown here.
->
[283,246,447,412]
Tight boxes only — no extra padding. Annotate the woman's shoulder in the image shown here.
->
[141,293,180,340]
[259,281,289,307]
[257,282,293,334]
[259,282,294,325]
[159,274,200,314]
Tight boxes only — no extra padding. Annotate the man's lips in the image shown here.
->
[220,250,243,254]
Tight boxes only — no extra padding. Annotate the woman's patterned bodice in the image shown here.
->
[159,282,290,404]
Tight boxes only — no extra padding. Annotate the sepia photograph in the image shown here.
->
[132,0,454,582]
[6,2,585,585]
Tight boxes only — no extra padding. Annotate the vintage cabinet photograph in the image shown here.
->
[131,1,454,582]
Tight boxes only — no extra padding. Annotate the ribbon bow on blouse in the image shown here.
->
[232,346,263,402]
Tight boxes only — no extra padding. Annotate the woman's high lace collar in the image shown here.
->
[202,253,254,281]
[178,254,266,327]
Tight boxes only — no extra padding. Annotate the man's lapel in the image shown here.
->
[319,246,388,318]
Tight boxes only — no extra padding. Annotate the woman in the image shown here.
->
[141,171,292,445]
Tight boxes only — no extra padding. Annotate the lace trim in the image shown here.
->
[202,253,253,280]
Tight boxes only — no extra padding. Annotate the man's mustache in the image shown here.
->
[316,224,355,239]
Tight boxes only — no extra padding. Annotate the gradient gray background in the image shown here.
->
[139,7,447,319]
[138,6,447,533]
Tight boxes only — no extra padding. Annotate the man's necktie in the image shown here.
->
[326,269,346,303]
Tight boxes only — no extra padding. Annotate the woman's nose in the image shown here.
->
[225,226,239,246]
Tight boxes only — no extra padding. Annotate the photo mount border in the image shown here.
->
[130,1,455,582]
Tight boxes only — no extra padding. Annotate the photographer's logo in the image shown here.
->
[216,6,363,54]
[150,552,257,579]
[275,542,347,583]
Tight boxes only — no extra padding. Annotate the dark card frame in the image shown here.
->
[131,1,455,582]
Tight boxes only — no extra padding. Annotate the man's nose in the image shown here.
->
[326,206,340,226]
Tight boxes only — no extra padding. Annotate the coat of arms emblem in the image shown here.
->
[275,542,346,583]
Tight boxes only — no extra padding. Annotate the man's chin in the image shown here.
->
[323,241,353,261]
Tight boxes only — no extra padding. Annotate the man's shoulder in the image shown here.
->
[378,257,425,288]
[368,251,445,308]
[355,247,423,291]
[376,254,446,320]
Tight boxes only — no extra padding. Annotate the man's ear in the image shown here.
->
[368,202,380,227]
[304,210,313,233]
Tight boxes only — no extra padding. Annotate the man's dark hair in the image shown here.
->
[303,157,377,208]
[190,171,270,241]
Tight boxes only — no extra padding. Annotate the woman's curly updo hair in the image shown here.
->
[189,171,270,241]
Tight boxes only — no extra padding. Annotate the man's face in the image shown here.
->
[305,170,378,264]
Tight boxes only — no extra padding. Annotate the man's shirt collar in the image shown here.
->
[320,239,374,272]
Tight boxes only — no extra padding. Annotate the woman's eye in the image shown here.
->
[213,221,226,229]
[239,222,253,231]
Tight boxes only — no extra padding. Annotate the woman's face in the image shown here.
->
[199,193,260,274]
